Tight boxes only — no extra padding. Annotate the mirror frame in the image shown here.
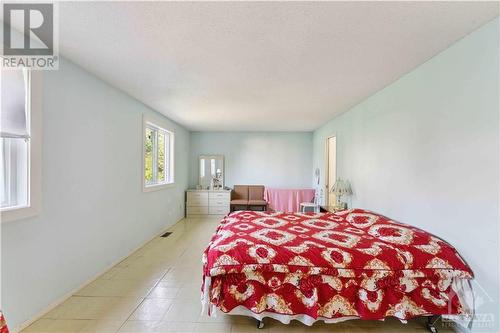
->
[199,154,224,189]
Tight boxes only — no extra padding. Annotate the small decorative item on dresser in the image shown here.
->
[330,178,352,209]
[212,168,223,190]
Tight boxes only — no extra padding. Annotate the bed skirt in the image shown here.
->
[201,275,474,329]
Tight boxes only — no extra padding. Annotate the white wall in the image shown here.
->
[313,18,499,332]
[1,58,190,330]
[190,132,313,188]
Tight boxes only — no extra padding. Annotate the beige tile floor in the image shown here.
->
[21,217,454,333]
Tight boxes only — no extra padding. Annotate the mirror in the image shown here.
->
[199,155,224,190]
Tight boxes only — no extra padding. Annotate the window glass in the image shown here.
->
[157,131,165,183]
[143,121,174,189]
[144,127,153,184]
[1,69,30,212]
[1,138,29,209]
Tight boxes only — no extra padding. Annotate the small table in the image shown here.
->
[264,188,315,212]
[299,202,319,213]
[320,205,344,213]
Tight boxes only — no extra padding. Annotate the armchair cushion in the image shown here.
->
[230,199,249,205]
[232,185,249,200]
[248,199,267,206]
[248,185,265,201]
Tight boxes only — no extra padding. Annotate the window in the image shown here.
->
[1,69,30,211]
[1,137,29,209]
[143,118,174,191]
[1,69,41,222]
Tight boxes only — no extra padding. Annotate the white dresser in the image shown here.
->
[186,189,231,217]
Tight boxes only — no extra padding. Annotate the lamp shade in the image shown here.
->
[330,179,352,197]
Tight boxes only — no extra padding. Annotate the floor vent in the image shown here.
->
[161,232,173,238]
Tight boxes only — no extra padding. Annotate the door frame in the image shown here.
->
[324,135,337,207]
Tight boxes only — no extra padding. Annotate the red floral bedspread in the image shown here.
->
[0,312,9,333]
[202,209,473,322]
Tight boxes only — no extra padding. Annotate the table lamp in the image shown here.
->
[330,178,352,209]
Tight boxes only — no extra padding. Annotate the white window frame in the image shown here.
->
[1,71,42,223]
[142,114,175,192]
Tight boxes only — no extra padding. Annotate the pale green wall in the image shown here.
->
[313,18,499,331]
[190,132,313,188]
[1,58,190,330]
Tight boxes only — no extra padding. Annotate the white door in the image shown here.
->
[326,136,337,207]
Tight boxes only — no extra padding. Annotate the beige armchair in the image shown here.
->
[248,185,267,211]
[230,185,268,212]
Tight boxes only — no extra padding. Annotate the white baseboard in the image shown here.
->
[12,217,185,333]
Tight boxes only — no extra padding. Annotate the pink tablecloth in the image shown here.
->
[264,188,315,212]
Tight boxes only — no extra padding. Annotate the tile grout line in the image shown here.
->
[24,220,220,332]
[114,262,173,332]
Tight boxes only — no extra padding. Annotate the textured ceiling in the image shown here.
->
[57,1,499,131]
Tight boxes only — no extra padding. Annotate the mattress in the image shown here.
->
[201,209,474,326]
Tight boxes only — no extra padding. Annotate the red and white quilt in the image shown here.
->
[0,312,9,333]
[202,209,474,325]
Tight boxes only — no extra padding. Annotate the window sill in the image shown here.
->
[1,203,29,212]
[143,182,175,192]
[1,204,40,223]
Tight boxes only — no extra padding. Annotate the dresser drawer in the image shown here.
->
[209,199,229,207]
[209,206,230,215]
[187,206,209,215]
[187,198,208,206]
[209,192,230,200]
[187,192,208,205]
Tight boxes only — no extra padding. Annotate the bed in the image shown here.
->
[201,209,474,332]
